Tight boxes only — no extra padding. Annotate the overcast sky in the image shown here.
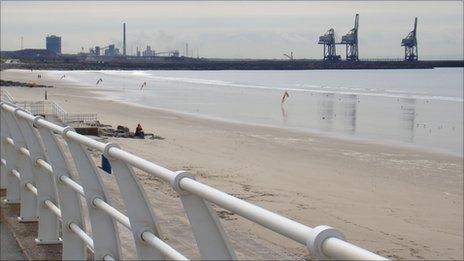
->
[1,1,463,59]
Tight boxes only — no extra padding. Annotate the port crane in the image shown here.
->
[318,28,340,61]
[340,14,359,61]
[401,17,418,61]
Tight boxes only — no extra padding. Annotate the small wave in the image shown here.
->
[139,74,463,102]
[131,71,151,77]
[42,70,463,102]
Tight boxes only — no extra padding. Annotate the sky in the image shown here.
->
[1,1,463,60]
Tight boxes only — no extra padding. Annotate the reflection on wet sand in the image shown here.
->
[281,104,288,123]
[318,93,335,131]
[317,93,358,134]
[399,98,416,142]
[341,94,357,134]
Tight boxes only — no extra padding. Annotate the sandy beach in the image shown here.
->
[1,70,463,260]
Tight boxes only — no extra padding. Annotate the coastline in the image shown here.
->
[1,58,463,71]
[1,69,463,259]
[6,69,464,157]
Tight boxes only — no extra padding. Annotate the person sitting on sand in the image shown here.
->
[135,123,145,139]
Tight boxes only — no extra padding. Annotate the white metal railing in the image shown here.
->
[13,100,97,126]
[0,89,97,126]
[0,88,15,103]
[0,98,388,260]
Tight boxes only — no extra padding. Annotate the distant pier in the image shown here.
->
[1,57,463,71]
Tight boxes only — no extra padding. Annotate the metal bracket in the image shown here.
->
[306,225,345,260]
[174,171,237,260]
[104,142,163,260]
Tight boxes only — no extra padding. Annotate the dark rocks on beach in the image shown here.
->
[0,79,53,88]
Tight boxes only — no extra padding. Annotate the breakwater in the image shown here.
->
[1,58,463,71]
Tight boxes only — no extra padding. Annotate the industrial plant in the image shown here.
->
[45,35,62,55]
[86,22,180,61]
[0,16,461,70]
[85,16,420,61]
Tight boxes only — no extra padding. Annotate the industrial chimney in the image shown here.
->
[123,22,126,56]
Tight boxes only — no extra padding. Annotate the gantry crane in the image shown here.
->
[318,28,340,61]
[340,14,359,61]
[401,17,418,61]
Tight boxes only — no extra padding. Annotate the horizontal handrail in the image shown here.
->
[25,182,38,196]
[45,199,62,218]
[6,137,14,146]
[37,159,53,174]
[69,222,94,250]
[141,231,189,260]
[11,169,21,180]
[19,147,30,157]
[93,198,131,229]
[59,175,85,196]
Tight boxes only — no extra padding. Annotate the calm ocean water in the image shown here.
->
[44,68,463,155]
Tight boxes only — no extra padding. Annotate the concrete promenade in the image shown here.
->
[0,190,61,260]
[1,222,25,260]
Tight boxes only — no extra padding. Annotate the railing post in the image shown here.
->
[0,104,8,189]
[172,171,237,260]
[5,108,39,222]
[0,108,20,203]
[16,114,62,244]
[103,143,164,260]
[36,126,86,260]
[63,128,122,260]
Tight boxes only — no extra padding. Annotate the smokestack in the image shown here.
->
[123,22,126,56]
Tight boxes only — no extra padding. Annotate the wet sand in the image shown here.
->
[1,70,463,260]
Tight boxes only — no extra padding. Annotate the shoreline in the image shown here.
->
[84,91,464,158]
[4,69,463,158]
[1,69,463,259]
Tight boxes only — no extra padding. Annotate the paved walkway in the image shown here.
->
[0,222,25,260]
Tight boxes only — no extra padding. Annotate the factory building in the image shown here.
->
[142,46,155,56]
[104,44,120,56]
[46,35,61,54]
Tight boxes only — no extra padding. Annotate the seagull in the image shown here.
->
[140,82,147,90]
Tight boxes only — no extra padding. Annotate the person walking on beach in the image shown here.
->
[135,123,145,139]
[96,78,103,85]
[281,90,289,104]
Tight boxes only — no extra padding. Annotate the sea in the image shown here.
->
[43,68,463,155]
